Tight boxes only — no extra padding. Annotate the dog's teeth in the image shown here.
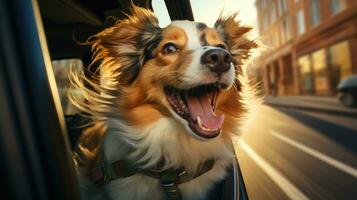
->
[179,98,184,106]
[196,116,218,132]
[197,116,203,129]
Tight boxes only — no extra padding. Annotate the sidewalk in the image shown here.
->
[264,96,357,118]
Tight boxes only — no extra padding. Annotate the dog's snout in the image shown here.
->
[201,49,232,74]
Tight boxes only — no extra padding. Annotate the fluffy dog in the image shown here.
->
[71,5,257,200]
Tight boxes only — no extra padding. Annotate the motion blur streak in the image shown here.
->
[271,131,357,178]
[235,106,357,199]
[238,140,310,200]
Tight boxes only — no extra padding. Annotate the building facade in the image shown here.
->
[256,0,357,96]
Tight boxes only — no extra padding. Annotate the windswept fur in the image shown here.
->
[70,5,258,200]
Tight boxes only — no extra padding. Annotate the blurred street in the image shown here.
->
[235,105,357,200]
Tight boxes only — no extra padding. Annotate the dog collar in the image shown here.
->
[91,159,215,200]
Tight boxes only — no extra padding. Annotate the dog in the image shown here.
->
[70,4,258,200]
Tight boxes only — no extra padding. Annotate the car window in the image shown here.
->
[52,58,84,115]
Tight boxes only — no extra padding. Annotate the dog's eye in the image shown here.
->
[162,43,179,54]
[216,44,227,50]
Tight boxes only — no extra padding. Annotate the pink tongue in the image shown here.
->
[186,94,224,129]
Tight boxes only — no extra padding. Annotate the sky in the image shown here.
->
[152,0,259,38]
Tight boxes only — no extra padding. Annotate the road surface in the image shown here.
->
[235,105,357,200]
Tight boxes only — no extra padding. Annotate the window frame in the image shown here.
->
[296,9,306,35]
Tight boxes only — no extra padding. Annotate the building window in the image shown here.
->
[277,0,288,16]
[283,18,291,41]
[298,55,313,93]
[331,0,346,15]
[296,10,306,35]
[282,0,288,12]
[271,3,277,24]
[312,49,329,94]
[277,0,283,16]
[329,41,352,90]
[311,0,321,27]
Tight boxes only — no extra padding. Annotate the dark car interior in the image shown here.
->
[0,0,247,199]
[39,0,193,59]
[38,0,197,148]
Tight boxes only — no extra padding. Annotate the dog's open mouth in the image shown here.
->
[164,84,224,139]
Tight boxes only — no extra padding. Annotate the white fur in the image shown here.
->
[169,21,236,90]
[181,46,235,90]
[79,117,234,200]
[171,21,201,49]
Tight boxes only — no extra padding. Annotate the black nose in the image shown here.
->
[201,49,232,74]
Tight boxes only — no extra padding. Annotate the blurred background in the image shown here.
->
[240,1,357,199]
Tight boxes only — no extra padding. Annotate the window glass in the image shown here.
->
[277,0,288,15]
[283,17,291,41]
[298,55,313,93]
[311,49,329,94]
[277,0,283,16]
[331,0,346,15]
[329,40,352,90]
[296,10,305,35]
[311,0,321,27]
[52,59,84,115]
[271,3,277,23]
[282,0,288,12]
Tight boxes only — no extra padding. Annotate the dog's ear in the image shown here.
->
[91,5,162,84]
[214,14,257,64]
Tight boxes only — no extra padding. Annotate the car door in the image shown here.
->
[0,0,81,199]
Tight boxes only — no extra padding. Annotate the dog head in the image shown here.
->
[71,5,257,141]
